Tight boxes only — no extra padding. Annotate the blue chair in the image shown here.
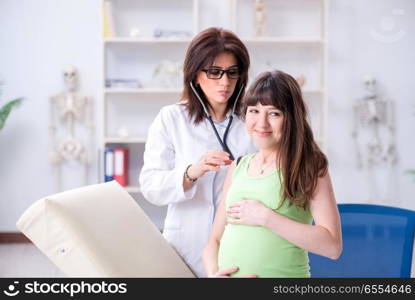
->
[309,204,415,277]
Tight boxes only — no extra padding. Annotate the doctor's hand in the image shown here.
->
[187,150,232,180]
[227,199,271,227]
[209,266,257,278]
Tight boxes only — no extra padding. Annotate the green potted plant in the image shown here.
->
[406,169,415,181]
[0,78,24,131]
[0,98,23,131]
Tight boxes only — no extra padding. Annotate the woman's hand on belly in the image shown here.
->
[226,199,271,227]
[209,266,257,278]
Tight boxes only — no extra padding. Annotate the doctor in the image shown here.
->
[139,27,256,277]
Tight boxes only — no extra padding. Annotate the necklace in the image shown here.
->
[256,155,276,175]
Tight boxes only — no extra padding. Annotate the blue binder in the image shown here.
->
[104,148,114,182]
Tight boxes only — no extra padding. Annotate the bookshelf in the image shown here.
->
[231,0,329,150]
[100,0,198,196]
[100,0,329,196]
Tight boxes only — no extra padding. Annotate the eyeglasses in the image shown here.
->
[201,68,241,80]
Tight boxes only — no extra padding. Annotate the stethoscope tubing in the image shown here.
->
[207,115,234,160]
[189,81,244,161]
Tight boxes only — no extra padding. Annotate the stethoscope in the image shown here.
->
[189,81,244,161]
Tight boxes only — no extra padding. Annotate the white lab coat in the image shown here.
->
[139,103,256,277]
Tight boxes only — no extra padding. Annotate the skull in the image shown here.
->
[363,74,376,93]
[63,65,78,91]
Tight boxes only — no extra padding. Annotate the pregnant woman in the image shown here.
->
[203,70,342,277]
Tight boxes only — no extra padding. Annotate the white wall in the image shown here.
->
[0,0,414,231]
[0,0,102,231]
[328,0,415,209]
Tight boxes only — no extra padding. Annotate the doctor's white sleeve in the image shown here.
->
[139,108,198,206]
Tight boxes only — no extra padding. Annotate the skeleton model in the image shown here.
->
[352,75,396,203]
[152,60,183,88]
[254,0,267,37]
[49,66,94,191]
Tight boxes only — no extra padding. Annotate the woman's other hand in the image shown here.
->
[226,199,271,227]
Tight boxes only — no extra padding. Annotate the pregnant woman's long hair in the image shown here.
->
[242,70,328,208]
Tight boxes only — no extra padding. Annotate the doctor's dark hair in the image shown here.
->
[241,70,328,208]
[181,27,250,124]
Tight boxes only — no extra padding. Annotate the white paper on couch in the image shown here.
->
[16,180,195,277]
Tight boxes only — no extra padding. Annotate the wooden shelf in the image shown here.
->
[104,88,182,94]
[104,88,321,95]
[104,37,192,44]
[243,37,323,44]
[104,37,323,45]
[302,89,324,94]
[105,88,320,95]
[104,137,147,144]
[124,185,141,193]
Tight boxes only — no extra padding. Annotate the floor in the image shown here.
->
[1,243,414,278]
[0,243,64,277]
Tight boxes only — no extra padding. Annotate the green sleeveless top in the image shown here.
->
[218,153,313,277]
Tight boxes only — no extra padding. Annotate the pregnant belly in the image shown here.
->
[218,224,309,278]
